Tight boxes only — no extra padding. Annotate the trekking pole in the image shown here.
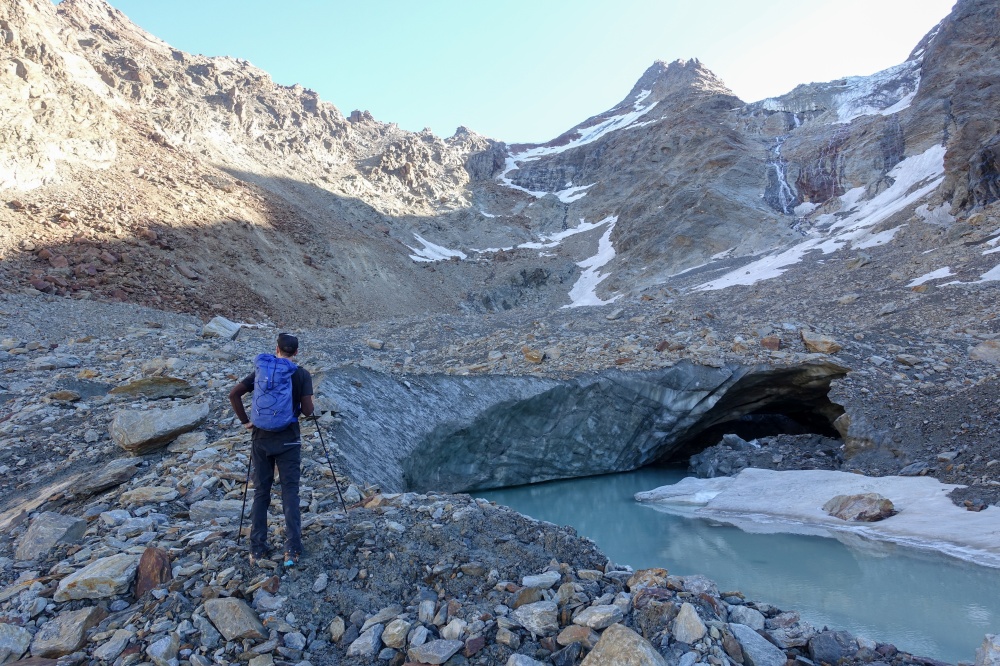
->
[237,446,252,545]
[312,416,349,513]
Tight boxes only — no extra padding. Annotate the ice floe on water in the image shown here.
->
[695,144,946,291]
[406,234,468,263]
[635,468,1000,568]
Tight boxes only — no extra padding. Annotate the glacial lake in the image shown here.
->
[479,467,999,665]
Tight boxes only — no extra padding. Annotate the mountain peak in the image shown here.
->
[621,58,737,107]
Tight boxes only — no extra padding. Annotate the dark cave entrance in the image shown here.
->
[657,378,846,466]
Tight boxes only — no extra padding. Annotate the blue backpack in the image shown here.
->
[251,353,298,431]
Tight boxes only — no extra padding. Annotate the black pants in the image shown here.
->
[250,439,302,556]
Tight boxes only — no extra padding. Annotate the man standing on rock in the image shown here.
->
[228,333,313,567]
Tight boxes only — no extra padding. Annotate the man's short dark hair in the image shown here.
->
[277,333,299,355]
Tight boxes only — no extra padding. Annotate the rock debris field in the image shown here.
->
[0,292,999,666]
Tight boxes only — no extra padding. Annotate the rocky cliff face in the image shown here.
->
[1,0,997,323]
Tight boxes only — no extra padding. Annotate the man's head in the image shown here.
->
[276,333,299,358]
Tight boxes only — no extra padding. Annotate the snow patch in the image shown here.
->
[406,234,468,263]
[562,216,620,308]
[834,60,921,124]
[853,225,904,249]
[906,267,954,287]
[554,183,596,204]
[793,202,820,217]
[696,145,946,291]
[499,90,658,199]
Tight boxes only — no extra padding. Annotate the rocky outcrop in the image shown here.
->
[110,401,209,454]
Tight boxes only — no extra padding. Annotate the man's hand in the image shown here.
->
[243,422,254,431]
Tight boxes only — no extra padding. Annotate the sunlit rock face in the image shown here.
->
[317,360,847,493]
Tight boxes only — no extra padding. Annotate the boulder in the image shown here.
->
[346,624,384,658]
[381,618,411,648]
[189,499,243,523]
[15,512,86,561]
[512,600,559,636]
[672,602,707,644]
[30,606,106,657]
[557,625,600,649]
[508,655,547,666]
[120,486,179,506]
[110,401,209,454]
[54,553,139,602]
[201,316,241,339]
[627,568,669,590]
[522,570,561,589]
[822,493,896,521]
[580,623,667,665]
[729,623,787,666]
[977,634,1000,666]
[808,630,856,665]
[92,629,134,662]
[109,377,198,400]
[0,623,32,662]
[970,340,1000,365]
[73,458,141,498]
[728,605,766,631]
[134,546,171,598]
[204,598,266,641]
[800,330,842,354]
[27,355,81,370]
[146,632,179,666]
[407,638,463,664]
[573,605,624,630]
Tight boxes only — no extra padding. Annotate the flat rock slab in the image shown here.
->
[580,623,666,665]
[522,570,561,589]
[637,468,1000,567]
[110,401,209,455]
[27,355,81,370]
[30,606,106,658]
[119,486,178,506]
[407,638,463,664]
[73,458,141,498]
[204,598,266,641]
[189,499,243,523]
[15,512,86,561]
[202,316,241,340]
[109,377,198,400]
[0,623,32,662]
[54,553,139,602]
[0,475,82,533]
[729,622,787,666]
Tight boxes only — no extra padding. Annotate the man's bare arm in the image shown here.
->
[229,382,253,429]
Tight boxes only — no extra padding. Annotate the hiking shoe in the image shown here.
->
[283,551,300,567]
[249,548,272,566]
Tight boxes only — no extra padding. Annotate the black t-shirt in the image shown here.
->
[241,366,313,448]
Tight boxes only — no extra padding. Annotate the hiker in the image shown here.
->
[228,332,314,567]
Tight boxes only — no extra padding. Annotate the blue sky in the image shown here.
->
[99,0,955,144]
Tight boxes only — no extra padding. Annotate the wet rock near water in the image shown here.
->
[689,433,844,479]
